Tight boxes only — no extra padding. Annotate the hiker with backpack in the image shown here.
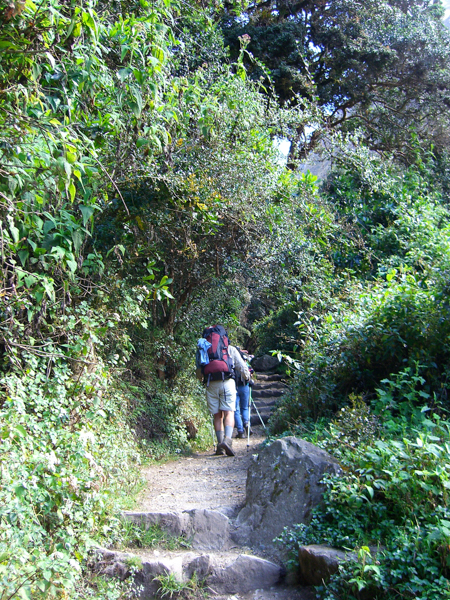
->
[234,349,254,439]
[196,325,250,456]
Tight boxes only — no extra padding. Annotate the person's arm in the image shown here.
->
[229,346,250,381]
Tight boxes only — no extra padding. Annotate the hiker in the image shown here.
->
[234,349,254,438]
[196,325,249,456]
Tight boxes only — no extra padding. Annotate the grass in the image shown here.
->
[154,573,207,599]
[116,520,191,551]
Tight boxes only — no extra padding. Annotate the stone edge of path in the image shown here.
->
[95,545,283,596]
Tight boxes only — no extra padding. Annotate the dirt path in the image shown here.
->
[138,427,266,516]
[137,372,287,516]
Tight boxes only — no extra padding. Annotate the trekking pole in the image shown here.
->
[247,386,251,453]
[250,388,267,429]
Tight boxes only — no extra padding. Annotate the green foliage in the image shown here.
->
[269,149,450,427]
[73,570,137,600]
[270,140,450,599]
[0,0,290,592]
[0,0,177,339]
[0,349,141,599]
[3,0,450,597]
[123,372,211,458]
[278,413,450,598]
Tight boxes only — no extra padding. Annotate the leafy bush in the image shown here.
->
[0,350,141,599]
[278,407,450,599]
[123,372,211,458]
[270,261,450,432]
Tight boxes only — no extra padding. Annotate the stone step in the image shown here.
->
[246,370,288,427]
[122,509,230,551]
[250,411,271,426]
[251,388,285,399]
[252,380,287,388]
[96,547,282,597]
[253,397,277,406]
[253,373,283,382]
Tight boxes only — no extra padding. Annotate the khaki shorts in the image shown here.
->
[205,378,236,415]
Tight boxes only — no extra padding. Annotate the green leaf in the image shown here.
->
[42,278,55,301]
[64,160,72,178]
[45,51,56,69]
[18,250,29,266]
[152,46,164,62]
[9,223,19,244]
[68,181,76,203]
[24,274,37,287]
[132,88,143,113]
[14,424,27,437]
[117,67,133,82]
[32,215,44,231]
[67,259,77,273]
[133,68,144,84]
[72,230,84,253]
[44,220,56,234]
[14,484,27,499]
[130,102,140,117]
[80,205,94,226]
[18,585,32,600]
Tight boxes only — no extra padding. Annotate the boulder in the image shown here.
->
[297,545,356,585]
[251,355,280,372]
[233,437,341,550]
[136,555,185,595]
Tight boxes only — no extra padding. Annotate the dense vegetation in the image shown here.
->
[1,0,450,597]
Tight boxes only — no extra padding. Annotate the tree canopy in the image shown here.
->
[223,0,450,159]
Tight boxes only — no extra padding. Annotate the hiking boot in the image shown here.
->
[236,430,246,439]
[218,437,235,457]
[244,423,253,436]
[215,445,226,455]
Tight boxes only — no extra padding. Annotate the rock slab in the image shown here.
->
[122,508,229,551]
[208,554,281,594]
[233,437,342,549]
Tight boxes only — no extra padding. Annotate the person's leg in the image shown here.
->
[206,383,225,452]
[234,389,244,433]
[217,379,236,456]
[213,411,224,443]
[238,384,250,428]
[223,409,234,439]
